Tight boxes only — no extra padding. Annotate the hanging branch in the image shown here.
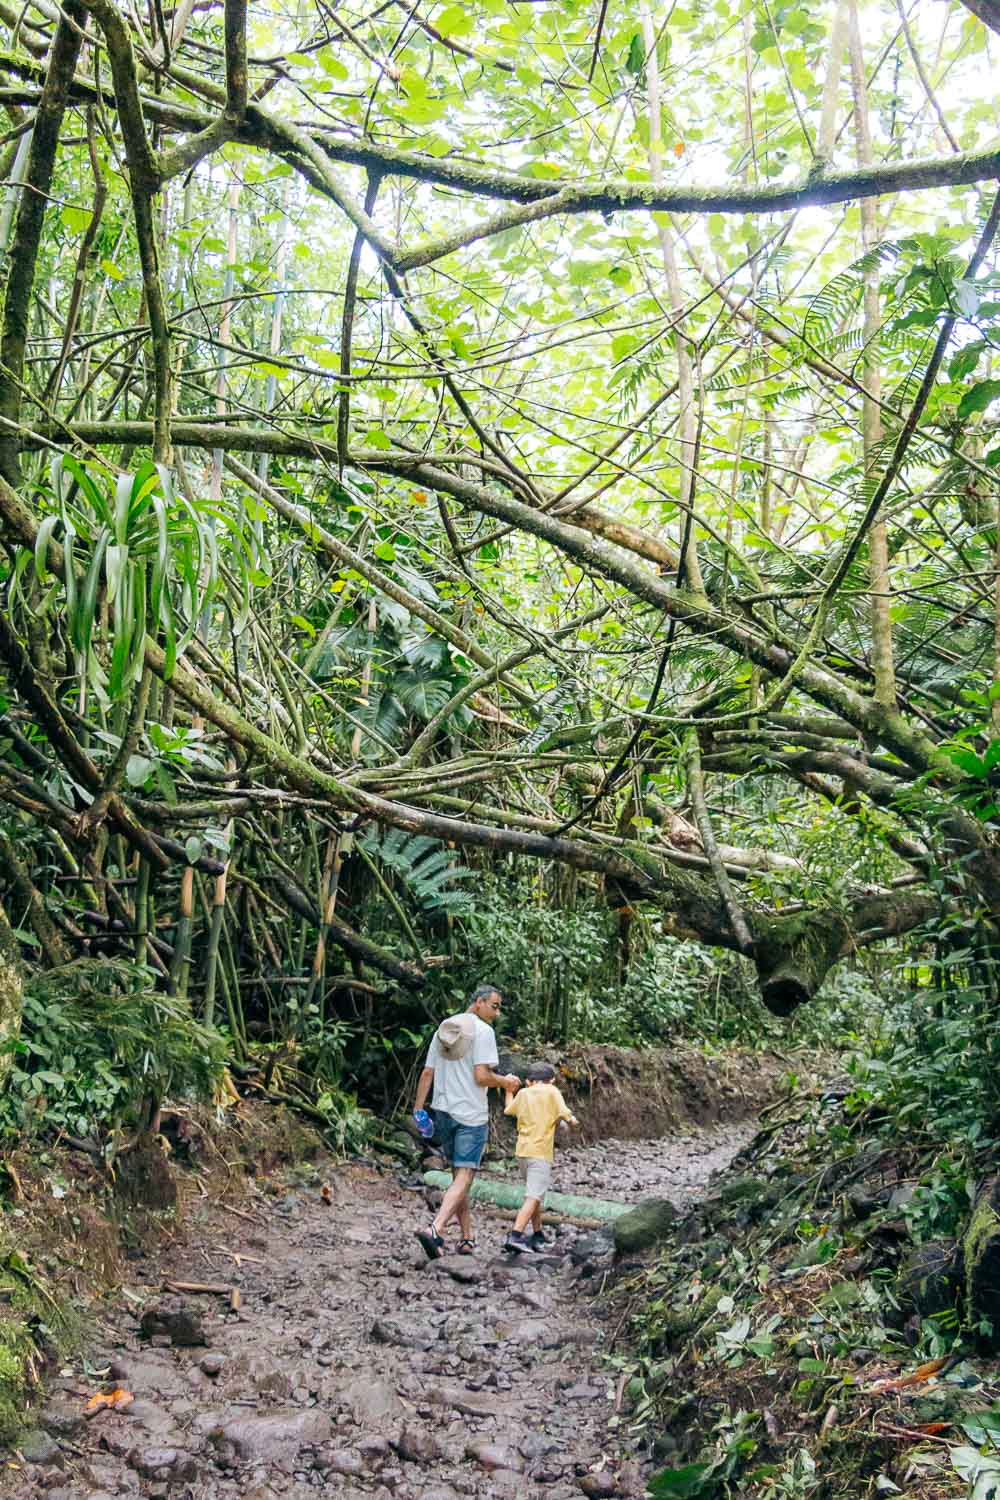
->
[83,0,173,461]
[43,106,107,407]
[337,172,380,473]
[157,0,247,179]
[0,0,85,483]
[683,730,754,956]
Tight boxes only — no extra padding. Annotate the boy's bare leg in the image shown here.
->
[434,1167,475,1238]
[513,1196,540,1234]
[531,1204,542,1234]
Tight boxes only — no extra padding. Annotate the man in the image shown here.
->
[413,983,519,1258]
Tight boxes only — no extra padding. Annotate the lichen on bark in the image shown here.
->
[0,899,23,1092]
[963,1176,1000,1346]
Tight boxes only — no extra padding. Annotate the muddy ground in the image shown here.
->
[2,1116,757,1500]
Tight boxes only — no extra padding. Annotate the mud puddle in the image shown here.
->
[5,1119,753,1500]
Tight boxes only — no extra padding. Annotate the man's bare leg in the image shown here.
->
[434,1167,475,1238]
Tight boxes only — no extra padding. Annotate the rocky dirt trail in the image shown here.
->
[5,1119,756,1500]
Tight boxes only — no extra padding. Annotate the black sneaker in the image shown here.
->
[528,1231,549,1251]
[504,1231,535,1254]
[416,1224,445,1260]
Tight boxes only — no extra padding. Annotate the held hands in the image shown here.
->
[502,1074,521,1091]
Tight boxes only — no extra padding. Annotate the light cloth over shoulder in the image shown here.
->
[425,1013,498,1126]
[504,1082,573,1161]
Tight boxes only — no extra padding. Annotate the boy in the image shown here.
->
[502,1061,578,1253]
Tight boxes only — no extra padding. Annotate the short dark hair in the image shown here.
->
[526,1062,556,1083]
[470,983,503,1006]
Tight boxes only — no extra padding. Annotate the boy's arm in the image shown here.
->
[503,1088,520,1116]
[554,1087,579,1124]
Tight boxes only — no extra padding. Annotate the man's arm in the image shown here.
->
[474,1064,520,1090]
[414,1066,435,1112]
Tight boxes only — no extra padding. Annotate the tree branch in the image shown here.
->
[0,0,85,483]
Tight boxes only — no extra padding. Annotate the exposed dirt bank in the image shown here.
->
[491,1043,793,1147]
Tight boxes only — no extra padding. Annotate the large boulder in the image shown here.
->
[613,1197,678,1255]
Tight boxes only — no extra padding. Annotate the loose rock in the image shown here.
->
[214,1409,333,1462]
[138,1298,207,1348]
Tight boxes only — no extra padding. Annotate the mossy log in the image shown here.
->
[755,889,939,1014]
[422,1169,628,1221]
[963,1176,1000,1346]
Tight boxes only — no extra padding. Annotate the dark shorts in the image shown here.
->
[432,1109,488,1168]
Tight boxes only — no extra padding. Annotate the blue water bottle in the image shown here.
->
[412,1109,434,1139]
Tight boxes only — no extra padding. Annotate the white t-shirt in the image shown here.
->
[425,1014,499,1126]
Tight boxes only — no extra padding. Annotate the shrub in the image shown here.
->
[0,958,227,1142]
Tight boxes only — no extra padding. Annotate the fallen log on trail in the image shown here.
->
[422,1169,628,1221]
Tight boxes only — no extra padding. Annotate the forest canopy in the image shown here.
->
[0,0,999,1030]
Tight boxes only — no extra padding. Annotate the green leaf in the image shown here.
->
[126,754,153,787]
[435,4,474,35]
[374,541,396,562]
[60,204,90,235]
[318,50,349,79]
[957,379,1000,421]
[33,515,60,582]
[647,1464,713,1498]
[184,835,203,865]
[625,33,645,73]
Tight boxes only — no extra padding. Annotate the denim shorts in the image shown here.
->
[432,1109,488,1168]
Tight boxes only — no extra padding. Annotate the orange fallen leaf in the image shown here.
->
[866,1357,948,1394]
[673,141,685,156]
[84,1388,134,1414]
[915,1421,950,1434]
[412,490,428,503]
[320,1183,332,1205]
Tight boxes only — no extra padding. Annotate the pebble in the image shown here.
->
[327,1450,365,1476]
[578,1473,620,1497]
[465,1442,523,1473]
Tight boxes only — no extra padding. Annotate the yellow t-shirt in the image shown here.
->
[504,1082,573,1162]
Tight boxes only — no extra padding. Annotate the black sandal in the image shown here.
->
[416,1225,445,1260]
[457,1238,476,1256]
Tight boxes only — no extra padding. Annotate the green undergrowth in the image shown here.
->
[0,958,227,1146]
[616,986,1000,1500]
[0,1235,81,1444]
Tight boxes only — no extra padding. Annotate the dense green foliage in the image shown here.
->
[0,959,226,1142]
[0,0,999,1144]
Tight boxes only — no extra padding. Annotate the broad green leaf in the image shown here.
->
[435,5,474,35]
[126,754,154,786]
[60,204,90,234]
[958,380,1000,421]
